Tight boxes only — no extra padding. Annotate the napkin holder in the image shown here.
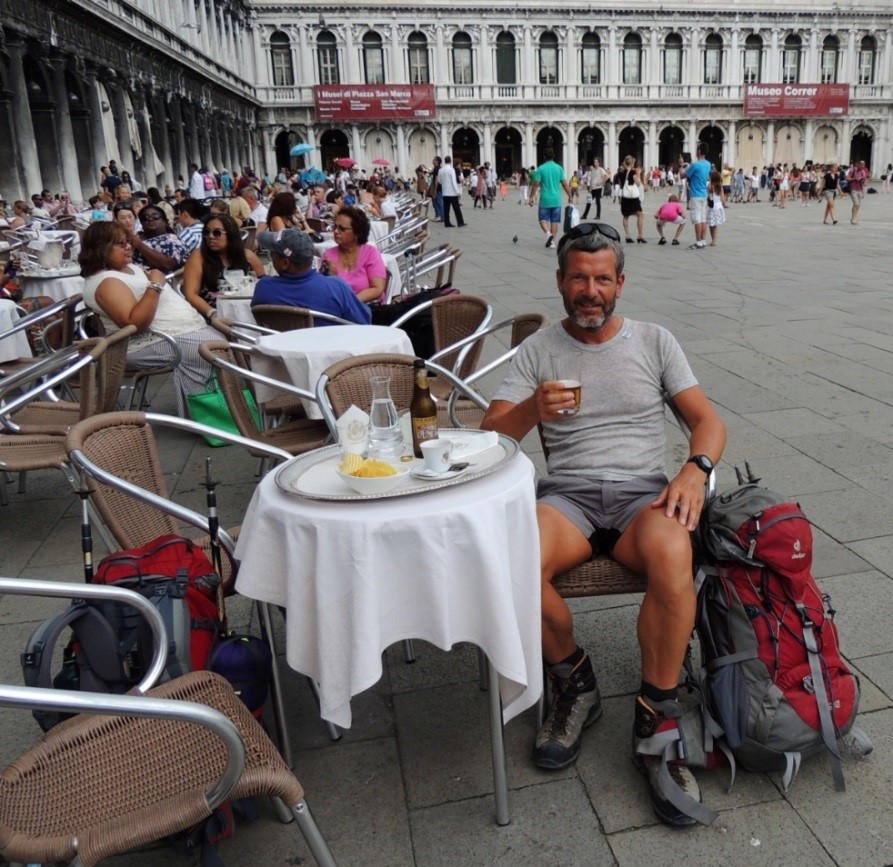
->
[336,405,369,455]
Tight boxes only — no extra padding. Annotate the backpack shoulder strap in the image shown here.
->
[22,604,90,688]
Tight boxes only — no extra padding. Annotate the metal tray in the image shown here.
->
[274,431,519,501]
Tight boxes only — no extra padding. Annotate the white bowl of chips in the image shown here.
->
[336,455,410,495]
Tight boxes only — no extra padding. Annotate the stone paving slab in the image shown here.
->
[2,188,893,865]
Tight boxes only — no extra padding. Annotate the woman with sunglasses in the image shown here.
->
[130,205,188,272]
[320,205,387,304]
[78,221,218,416]
[182,213,264,323]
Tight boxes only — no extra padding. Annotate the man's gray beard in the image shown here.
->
[572,309,609,330]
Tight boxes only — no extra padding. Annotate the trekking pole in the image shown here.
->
[77,473,94,584]
[202,457,227,631]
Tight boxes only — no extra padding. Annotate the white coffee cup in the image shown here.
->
[420,438,454,474]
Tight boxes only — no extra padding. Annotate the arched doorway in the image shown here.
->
[494,126,521,178]
[407,127,436,173]
[577,126,605,168]
[451,127,480,171]
[275,129,306,172]
[617,126,644,168]
[736,125,765,170]
[24,57,62,193]
[536,126,564,167]
[773,124,802,167]
[813,125,839,165]
[658,126,684,168]
[849,127,873,168]
[364,128,395,171]
[319,128,349,172]
[699,125,725,169]
[65,70,94,197]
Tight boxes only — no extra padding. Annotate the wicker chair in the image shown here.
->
[65,410,302,760]
[198,340,330,459]
[390,294,491,401]
[5,325,136,434]
[0,577,336,867]
[314,352,489,441]
[251,305,352,332]
[0,338,108,505]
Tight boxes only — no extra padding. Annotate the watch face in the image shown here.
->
[691,455,713,473]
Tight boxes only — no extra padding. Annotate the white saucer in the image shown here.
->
[410,466,467,481]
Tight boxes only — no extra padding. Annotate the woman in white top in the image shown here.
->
[370,185,397,230]
[78,221,219,417]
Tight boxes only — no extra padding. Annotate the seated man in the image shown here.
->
[481,224,726,826]
[253,228,371,326]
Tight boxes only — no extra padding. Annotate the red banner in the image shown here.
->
[744,83,849,117]
[313,85,436,121]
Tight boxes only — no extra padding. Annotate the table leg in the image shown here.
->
[486,656,511,826]
[259,601,294,768]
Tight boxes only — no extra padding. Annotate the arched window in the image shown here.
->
[782,34,801,84]
[743,34,762,83]
[858,35,876,85]
[820,36,839,83]
[270,31,294,87]
[704,33,723,84]
[496,32,516,84]
[363,32,385,84]
[623,33,642,85]
[317,31,339,85]
[663,33,682,85]
[539,32,559,85]
[581,32,601,84]
[408,32,429,84]
[452,32,473,84]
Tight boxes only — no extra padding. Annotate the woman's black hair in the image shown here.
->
[198,213,250,298]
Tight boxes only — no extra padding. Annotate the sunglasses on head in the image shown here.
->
[556,222,622,255]
[202,227,226,238]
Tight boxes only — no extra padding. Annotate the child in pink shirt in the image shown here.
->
[654,195,687,245]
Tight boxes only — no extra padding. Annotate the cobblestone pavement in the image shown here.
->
[1,185,892,866]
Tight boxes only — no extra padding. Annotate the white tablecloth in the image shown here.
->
[234,450,542,728]
[19,274,84,303]
[0,299,32,363]
[251,323,414,417]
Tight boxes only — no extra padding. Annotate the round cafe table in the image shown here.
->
[250,323,414,418]
[19,273,85,303]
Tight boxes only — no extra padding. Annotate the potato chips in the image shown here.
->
[338,455,397,478]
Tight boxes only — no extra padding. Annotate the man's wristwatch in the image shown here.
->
[687,454,714,475]
[204,309,218,323]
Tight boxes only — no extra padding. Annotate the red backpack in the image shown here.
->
[93,534,222,675]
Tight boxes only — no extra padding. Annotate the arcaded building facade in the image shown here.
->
[2,1,892,200]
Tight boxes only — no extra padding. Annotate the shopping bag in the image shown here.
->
[186,374,261,447]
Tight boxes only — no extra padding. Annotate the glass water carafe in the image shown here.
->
[366,375,404,461]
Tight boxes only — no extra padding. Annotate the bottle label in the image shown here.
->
[412,416,438,446]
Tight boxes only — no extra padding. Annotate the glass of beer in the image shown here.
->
[550,355,582,415]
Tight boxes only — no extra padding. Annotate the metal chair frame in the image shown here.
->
[0,578,336,867]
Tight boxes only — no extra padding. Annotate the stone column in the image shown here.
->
[806,29,818,82]
[434,25,449,85]
[648,28,660,96]
[390,24,405,82]
[479,25,491,90]
[252,20,267,85]
[564,26,577,92]
[768,30,780,81]
[49,54,83,200]
[396,123,408,173]
[83,67,107,186]
[153,91,173,184]
[170,96,188,181]
[344,25,359,82]
[109,78,132,171]
[6,36,42,195]
[729,29,741,87]
[351,123,362,161]
[297,24,314,87]
[524,121,534,169]
[689,28,701,85]
[727,120,737,168]
[439,122,449,157]
[766,120,776,166]
[523,27,535,87]
[688,120,698,154]
[646,121,657,171]
[186,101,202,166]
[566,120,576,170]
[607,120,617,168]
[0,86,24,200]
[607,28,617,88]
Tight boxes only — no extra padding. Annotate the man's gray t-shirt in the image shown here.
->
[493,320,697,481]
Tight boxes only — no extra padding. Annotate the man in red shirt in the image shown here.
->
[846,160,870,225]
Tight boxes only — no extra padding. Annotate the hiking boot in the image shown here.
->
[534,653,602,769]
[631,696,701,827]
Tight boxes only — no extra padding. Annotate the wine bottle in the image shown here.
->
[410,359,438,458]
